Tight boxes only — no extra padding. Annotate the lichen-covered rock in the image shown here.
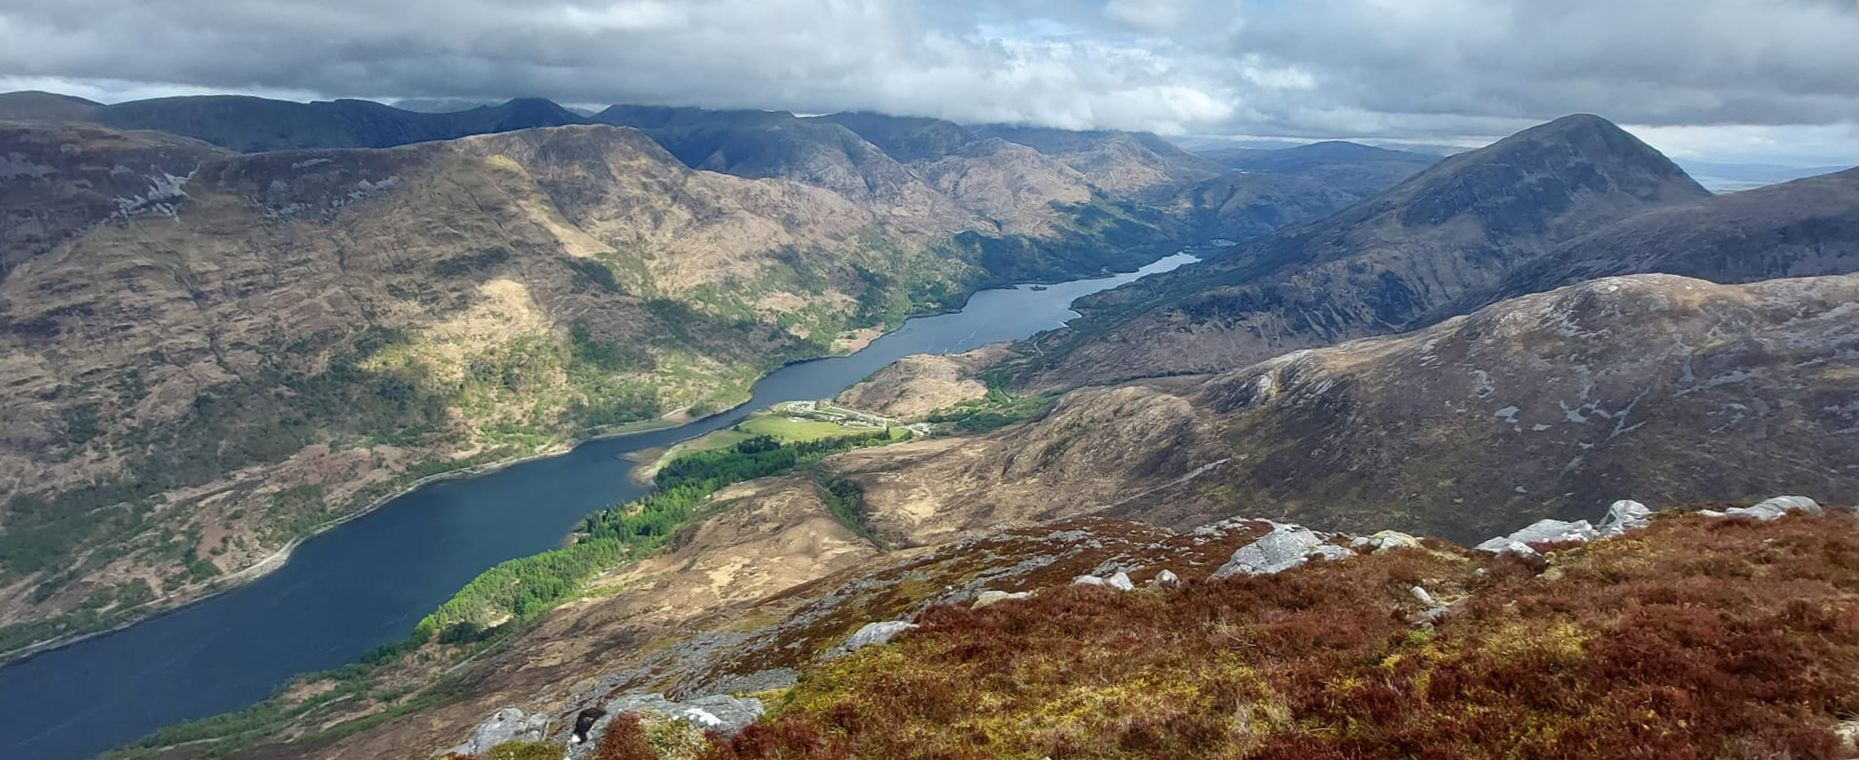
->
[1150,569,1181,589]
[1597,500,1652,535]
[1210,524,1332,579]
[1704,495,1823,521]
[565,693,764,759]
[444,707,551,757]
[1364,531,1424,553]
[830,621,918,657]
[1073,574,1107,586]
[1474,519,1598,553]
[973,590,1030,608]
[1106,571,1135,591]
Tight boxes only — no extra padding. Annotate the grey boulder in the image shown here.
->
[830,621,917,657]
[567,693,764,758]
[1704,496,1822,521]
[973,590,1030,608]
[1474,519,1598,554]
[1149,569,1181,589]
[445,707,551,757]
[1210,524,1341,579]
[1597,500,1652,535]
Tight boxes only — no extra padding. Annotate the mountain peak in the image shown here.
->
[1389,113,1708,237]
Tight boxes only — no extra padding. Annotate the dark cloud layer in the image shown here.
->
[1,0,1854,163]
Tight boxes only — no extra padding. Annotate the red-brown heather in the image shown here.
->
[698,512,1859,759]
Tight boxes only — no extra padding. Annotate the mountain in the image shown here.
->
[0,118,1173,642]
[0,120,229,277]
[1201,139,1436,172]
[1197,140,1439,199]
[0,90,104,121]
[1014,114,1711,389]
[811,111,978,162]
[974,123,1225,198]
[808,273,1859,547]
[86,95,585,152]
[589,105,929,200]
[1466,167,1859,309]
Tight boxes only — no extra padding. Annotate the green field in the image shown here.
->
[641,413,904,480]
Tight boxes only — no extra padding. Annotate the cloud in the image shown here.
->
[0,0,1853,164]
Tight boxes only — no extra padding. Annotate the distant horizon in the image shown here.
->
[7,86,1850,184]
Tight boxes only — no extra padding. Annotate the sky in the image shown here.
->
[0,0,1855,166]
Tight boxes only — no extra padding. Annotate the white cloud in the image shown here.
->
[0,0,1853,164]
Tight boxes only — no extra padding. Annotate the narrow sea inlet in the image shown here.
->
[0,252,1197,760]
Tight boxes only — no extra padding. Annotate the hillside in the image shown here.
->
[155,497,1859,759]
[100,270,1859,760]
[0,120,230,276]
[1197,140,1439,199]
[816,273,1859,546]
[88,95,584,152]
[1014,114,1711,389]
[1467,167,1859,309]
[0,118,1174,649]
[0,90,105,121]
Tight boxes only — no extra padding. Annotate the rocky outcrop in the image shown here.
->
[1210,523,1353,579]
[830,621,919,658]
[1702,496,1824,521]
[444,708,551,757]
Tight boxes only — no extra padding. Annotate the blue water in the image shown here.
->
[0,253,1196,760]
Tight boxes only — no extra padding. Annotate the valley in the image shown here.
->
[0,248,1197,760]
[1,89,1856,760]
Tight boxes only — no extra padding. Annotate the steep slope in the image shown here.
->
[1017,114,1711,389]
[1467,166,1859,308]
[89,95,585,152]
[0,121,1088,643]
[0,120,229,276]
[824,273,1859,546]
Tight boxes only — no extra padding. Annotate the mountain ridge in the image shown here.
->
[1011,113,1711,389]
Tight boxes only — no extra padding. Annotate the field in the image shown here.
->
[638,412,906,481]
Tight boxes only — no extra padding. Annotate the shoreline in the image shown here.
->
[0,247,1196,666]
[0,416,697,666]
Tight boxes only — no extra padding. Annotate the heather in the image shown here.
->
[712,512,1859,759]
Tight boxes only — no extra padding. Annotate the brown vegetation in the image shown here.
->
[713,512,1859,759]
